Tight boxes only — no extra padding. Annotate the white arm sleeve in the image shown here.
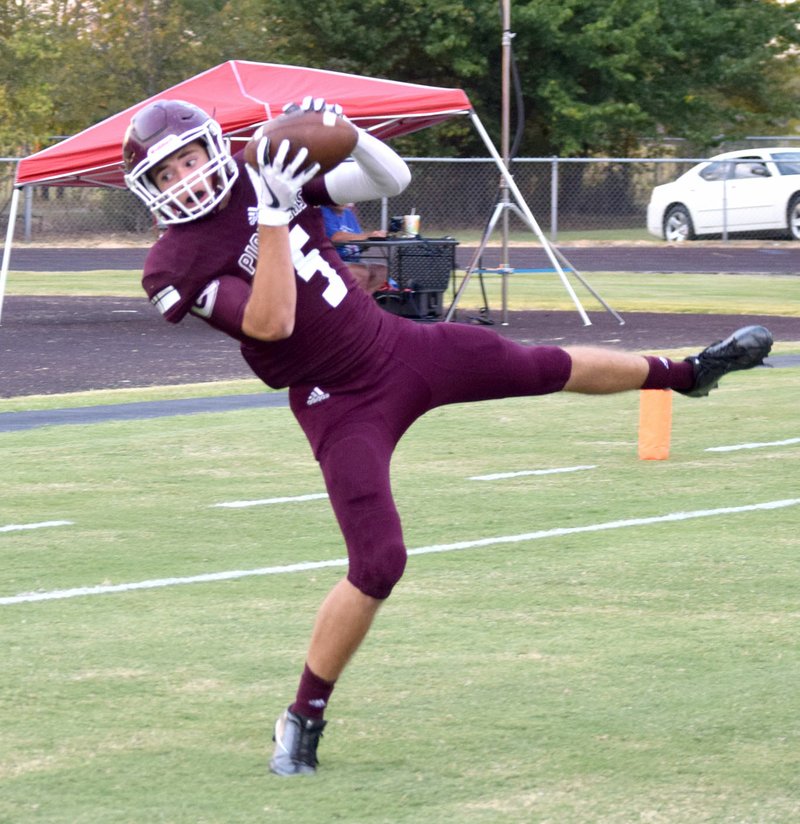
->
[324,128,411,204]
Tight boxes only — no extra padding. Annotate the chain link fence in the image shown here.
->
[2,146,799,245]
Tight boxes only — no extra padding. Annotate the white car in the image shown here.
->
[646,147,800,241]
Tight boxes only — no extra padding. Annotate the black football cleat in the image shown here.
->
[269,708,326,776]
[680,325,773,398]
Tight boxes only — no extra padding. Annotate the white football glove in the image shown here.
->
[246,138,320,226]
[282,97,344,117]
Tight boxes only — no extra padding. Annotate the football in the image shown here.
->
[244,108,358,176]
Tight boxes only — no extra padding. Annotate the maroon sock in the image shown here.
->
[641,355,695,391]
[290,663,336,720]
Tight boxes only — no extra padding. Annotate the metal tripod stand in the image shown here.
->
[443,187,626,327]
[444,0,624,328]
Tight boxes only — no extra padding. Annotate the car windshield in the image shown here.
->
[771,151,800,176]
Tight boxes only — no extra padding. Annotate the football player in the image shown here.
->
[122,97,773,776]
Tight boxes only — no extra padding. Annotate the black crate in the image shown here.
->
[389,239,457,292]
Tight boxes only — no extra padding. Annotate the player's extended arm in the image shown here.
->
[282,96,409,205]
[242,140,319,341]
[324,128,411,204]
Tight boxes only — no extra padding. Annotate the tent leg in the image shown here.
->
[550,244,625,325]
[455,112,623,328]
[0,186,20,326]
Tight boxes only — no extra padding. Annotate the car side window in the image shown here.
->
[732,159,769,179]
[699,161,728,182]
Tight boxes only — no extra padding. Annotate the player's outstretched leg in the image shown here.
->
[270,708,327,776]
[679,325,773,398]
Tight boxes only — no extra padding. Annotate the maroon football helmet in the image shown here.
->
[122,99,238,225]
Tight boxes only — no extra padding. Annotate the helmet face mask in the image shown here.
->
[123,100,239,225]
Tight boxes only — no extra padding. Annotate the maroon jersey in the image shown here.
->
[142,153,400,389]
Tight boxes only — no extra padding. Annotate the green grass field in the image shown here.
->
[1,271,799,823]
[5,268,800,316]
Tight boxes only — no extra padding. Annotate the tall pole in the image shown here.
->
[499,0,512,324]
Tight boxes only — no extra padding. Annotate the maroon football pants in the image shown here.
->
[289,321,571,599]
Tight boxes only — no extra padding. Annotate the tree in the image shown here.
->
[0,1,64,154]
[273,0,800,156]
[267,0,493,155]
[49,0,209,133]
[0,0,290,154]
[506,0,800,155]
[1,0,797,158]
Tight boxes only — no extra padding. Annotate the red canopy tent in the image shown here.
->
[12,60,472,189]
[0,61,475,321]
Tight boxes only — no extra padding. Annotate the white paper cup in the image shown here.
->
[403,214,420,235]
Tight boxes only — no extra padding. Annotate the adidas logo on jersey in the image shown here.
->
[306,386,330,406]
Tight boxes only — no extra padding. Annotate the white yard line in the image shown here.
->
[213,466,599,507]
[706,437,800,453]
[211,493,329,508]
[0,520,73,534]
[469,465,597,481]
[2,498,797,606]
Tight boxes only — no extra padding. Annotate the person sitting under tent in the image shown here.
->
[321,202,389,293]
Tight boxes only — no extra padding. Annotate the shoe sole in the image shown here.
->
[684,325,772,397]
[717,325,773,368]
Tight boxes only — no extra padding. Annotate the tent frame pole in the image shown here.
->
[0,186,20,326]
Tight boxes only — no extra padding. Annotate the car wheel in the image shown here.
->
[663,205,695,242]
[787,194,800,241]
